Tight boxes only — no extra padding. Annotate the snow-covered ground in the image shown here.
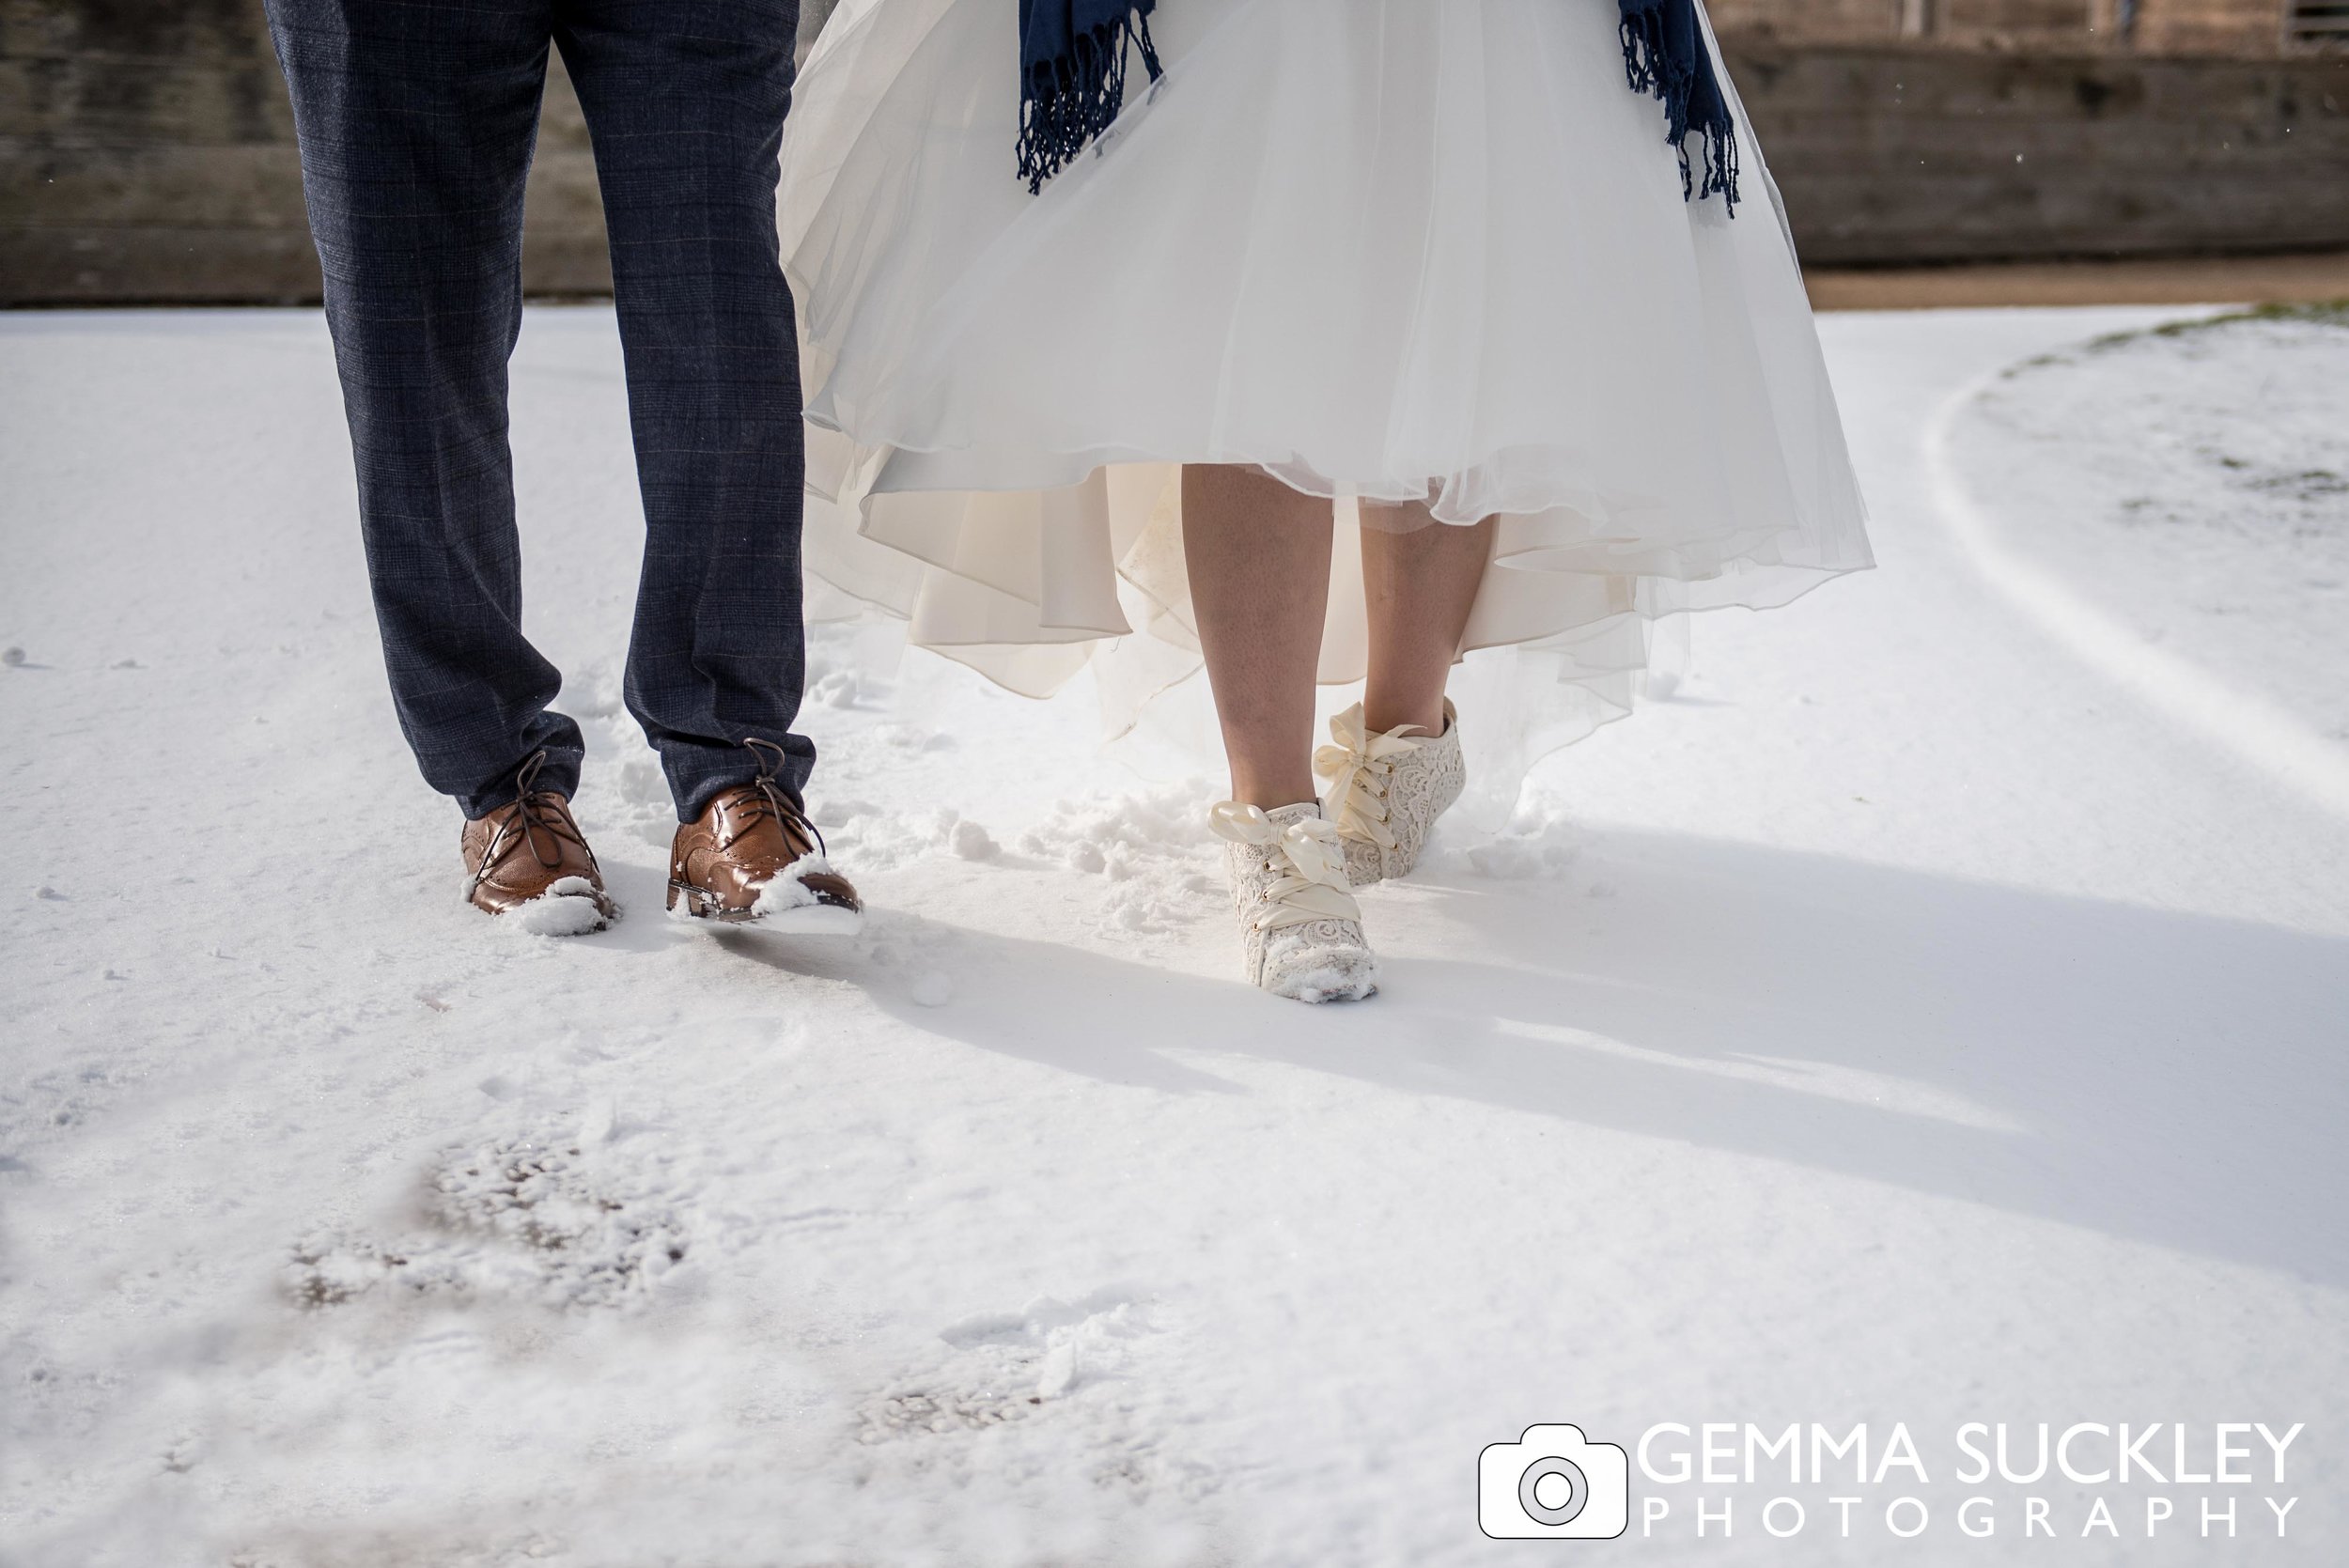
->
[3,304,2345,1567]
[1943,303,2349,770]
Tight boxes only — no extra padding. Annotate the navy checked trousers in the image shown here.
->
[267,0,814,820]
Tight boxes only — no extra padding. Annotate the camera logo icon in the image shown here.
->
[1479,1424,1630,1539]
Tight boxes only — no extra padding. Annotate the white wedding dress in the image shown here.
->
[778,0,1872,820]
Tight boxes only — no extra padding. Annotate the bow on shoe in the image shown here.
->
[1208,802,1363,932]
[1313,705,1427,854]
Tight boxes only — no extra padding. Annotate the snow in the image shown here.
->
[506,878,612,939]
[1951,305,2348,748]
[746,855,827,915]
[1933,303,2349,819]
[3,305,2346,1566]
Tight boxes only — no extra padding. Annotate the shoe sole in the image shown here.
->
[669,881,864,936]
[497,892,614,938]
[1283,978,1378,1004]
[751,902,865,936]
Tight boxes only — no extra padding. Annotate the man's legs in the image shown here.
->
[554,0,814,820]
[267,0,583,818]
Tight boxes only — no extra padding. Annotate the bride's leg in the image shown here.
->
[1187,464,1377,1003]
[1182,464,1333,809]
[1360,508,1494,735]
[1315,508,1488,890]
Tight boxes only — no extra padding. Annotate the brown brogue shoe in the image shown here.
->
[461,751,615,933]
[668,738,863,933]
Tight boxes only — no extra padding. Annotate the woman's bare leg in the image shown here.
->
[1361,508,1495,736]
[1182,464,1332,809]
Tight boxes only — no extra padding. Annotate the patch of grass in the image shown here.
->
[2248,469,2349,500]
[2232,299,2349,328]
[2080,298,2349,354]
[2002,350,2074,378]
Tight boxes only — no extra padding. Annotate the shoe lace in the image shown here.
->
[1209,803,1362,933]
[1313,706,1426,853]
[471,749,590,893]
[736,737,827,859]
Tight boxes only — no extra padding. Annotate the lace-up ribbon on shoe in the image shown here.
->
[1313,706,1429,855]
[1207,802,1364,932]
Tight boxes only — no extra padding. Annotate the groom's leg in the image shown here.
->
[267,0,587,817]
[555,0,814,820]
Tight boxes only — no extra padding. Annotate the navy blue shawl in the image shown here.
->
[1016,0,1737,210]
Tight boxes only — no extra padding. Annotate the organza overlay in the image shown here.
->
[779,0,1872,821]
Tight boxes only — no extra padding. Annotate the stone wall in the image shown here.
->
[1,0,607,301]
[1709,0,2105,43]
[1710,0,2299,53]
[0,0,829,303]
[1730,38,2349,263]
[2,0,2345,303]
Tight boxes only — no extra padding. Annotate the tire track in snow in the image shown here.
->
[1924,366,2349,823]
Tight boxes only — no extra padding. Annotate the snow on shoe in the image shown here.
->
[749,852,866,935]
[505,877,613,938]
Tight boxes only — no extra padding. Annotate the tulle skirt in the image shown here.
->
[780,0,1872,819]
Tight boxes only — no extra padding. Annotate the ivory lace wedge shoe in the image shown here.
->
[1209,801,1378,1003]
[1315,700,1465,888]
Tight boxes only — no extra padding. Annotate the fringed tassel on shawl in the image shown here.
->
[1617,0,1739,211]
[1017,3,1164,194]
